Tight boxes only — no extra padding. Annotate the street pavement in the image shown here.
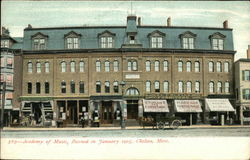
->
[1,125,250,137]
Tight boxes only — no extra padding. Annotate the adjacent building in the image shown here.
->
[235,46,250,125]
[18,15,236,127]
[0,27,23,126]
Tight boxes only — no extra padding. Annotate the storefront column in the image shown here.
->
[190,113,192,126]
[221,114,225,126]
[65,100,68,119]
[138,99,143,118]
[240,105,243,125]
[77,100,79,124]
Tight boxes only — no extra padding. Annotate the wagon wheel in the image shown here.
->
[157,121,165,130]
[169,120,182,129]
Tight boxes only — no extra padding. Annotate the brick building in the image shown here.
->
[0,27,23,126]
[19,15,236,127]
[235,46,250,125]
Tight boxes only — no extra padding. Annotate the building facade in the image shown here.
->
[19,16,236,127]
[235,46,250,125]
[0,27,23,126]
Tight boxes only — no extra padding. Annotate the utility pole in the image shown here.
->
[1,82,6,128]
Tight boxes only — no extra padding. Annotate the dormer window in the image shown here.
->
[148,30,165,48]
[98,30,115,48]
[179,31,196,49]
[209,32,226,50]
[31,32,48,50]
[101,37,113,48]
[129,36,135,44]
[64,31,81,49]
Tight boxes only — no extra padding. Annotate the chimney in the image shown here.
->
[223,20,228,28]
[167,17,171,26]
[28,24,32,28]
[138,17,141,26]
[247,45,250,59]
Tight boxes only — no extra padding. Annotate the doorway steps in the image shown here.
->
[126,119,139,126]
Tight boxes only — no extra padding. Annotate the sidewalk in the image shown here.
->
[2,124,250,131]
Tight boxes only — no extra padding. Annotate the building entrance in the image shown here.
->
[67,101,78,124]
[127,100,138,119]
[101,101,113,124]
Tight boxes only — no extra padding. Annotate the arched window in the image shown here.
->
[132,61,137,71]
[155,61,160,72]
[178,61,183,72]
[224,62,229,73]
[70,81,75,93]
[70,61,76,72]
[96,81,101,93]
[217,81,222,93]
[96,61,101,72]
[128,60,137,71]
[195,81,200,93]
[105,61,110,72]
[45,62,50,73]
[163,60,168,72]
[113,81,119,93]
[36,62,41,73]
[126,88,139,96]
[79,81,84,93]
[105,81,110,93]
[209,61,214,72]
[209,82,214,93]
[217,62,222,72]
[155,81,160,92]
[79,61,84,72]
[146,81,151,92]
[186,61,191,72]
[61,62,66,72]
[163,81,169,93]
[128,61,132,71]
[113,60,119,72]
[195,61,200,72]
[61,81,66,93]
[145,61,151,72]
[28,62,33,73]
[187,81,192,93]
[225,82,230,93]
[178,81,183,93]
[36,82,41,94]
[45,82,49,94]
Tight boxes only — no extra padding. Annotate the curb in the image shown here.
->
[2,125,250,131]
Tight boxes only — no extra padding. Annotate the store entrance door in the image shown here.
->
[127,100,138,119]
[67,101,77,124]
[101,101,113,124]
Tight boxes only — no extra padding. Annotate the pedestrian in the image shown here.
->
[80,116,85,128]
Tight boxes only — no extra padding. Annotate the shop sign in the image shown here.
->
[125,74,140,79]
[205,99,235,112]
[145,93,166,99]
[143,99,169,112]
[243,117,250,122]
[174,100,202,113]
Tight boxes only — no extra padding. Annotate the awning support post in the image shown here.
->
[221,114,224,126]
[240,106,243,125]
[190,113,192,126]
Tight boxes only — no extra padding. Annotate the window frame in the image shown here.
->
[96,81,101,93]
[45,62,50,73]
[45,82,50,94]
[186,61,192,72]
[163,81,169,93]
[163,60,169,72]
[36,62,41,73]
[146,81,151,92]
[104,61,110,72]
[28,62,33,73]
[178,61,183,72]
[70,61,76,73]
[105,81,110,93]
[79,61,84,72]
[155,81,160,93]
[195,61,200,72]
[61,61,66,73]
[79,81,85,93]
[113,60,119,72]
[96,60,101,72]
[209,81,214,93]
[145,60,151,72]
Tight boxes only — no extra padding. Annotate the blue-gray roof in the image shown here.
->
[22,16,234,51]
[11,37,23,49]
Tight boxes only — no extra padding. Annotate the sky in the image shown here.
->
[1,1,250,60]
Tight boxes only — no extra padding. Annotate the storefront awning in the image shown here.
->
[205,99,235,112]
[174,100,202,113]
[143,99,169,112]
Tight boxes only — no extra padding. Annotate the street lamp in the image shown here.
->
[120,81,126,129]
